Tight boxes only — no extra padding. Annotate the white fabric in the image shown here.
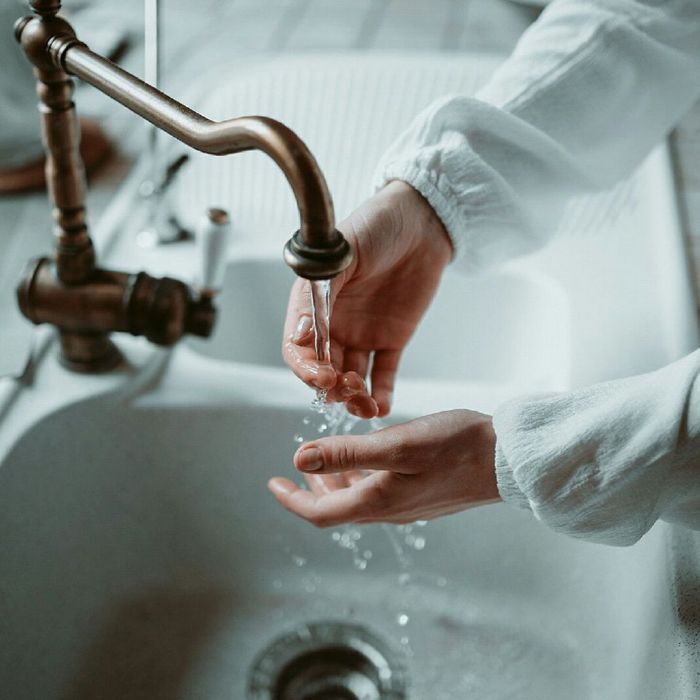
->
[374,0,700,545]
[494,351,700,545]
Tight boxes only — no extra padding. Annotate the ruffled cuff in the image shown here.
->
[371,95,579,274]
[374,155,539,275]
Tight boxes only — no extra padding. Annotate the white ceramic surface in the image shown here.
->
[0,52,697,700]
[0,347,670,700]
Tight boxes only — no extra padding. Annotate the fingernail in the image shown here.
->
[297,446,323,471]
[293,316,313,342]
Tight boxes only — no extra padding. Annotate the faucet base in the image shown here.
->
[58,330,123,373]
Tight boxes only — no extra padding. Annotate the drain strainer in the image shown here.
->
[248,621,408,700]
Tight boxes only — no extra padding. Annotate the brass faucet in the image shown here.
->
[14,0,352,372]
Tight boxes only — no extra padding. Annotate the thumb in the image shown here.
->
[294,425,415,475]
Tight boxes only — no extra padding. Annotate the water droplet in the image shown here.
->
[331,531,341,542]
[400,636,410,646]
[318,423,328,433]
[398,573,411,586]
[293,434,304,444]
[302,417,311,425]
[363,550,373,559]
[397,613,409,626]
[292,555,307,567]
[416,520,428,527]
[413,536,426,550]
[311,390,328,413]
[355,559,368,570]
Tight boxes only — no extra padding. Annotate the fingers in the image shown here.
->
[268,472,472,527]
[268,471,400,528]
[326,371,378,419]
[304,471,358,495]
[370,349,401,417]
[283,279,336,390]
[283,315,336,393]
[293,426,415,476]
[339,351,378,419]
[343,349,370,380]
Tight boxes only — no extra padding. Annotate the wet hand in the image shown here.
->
[282,181,452,419]
[268,410,500,527]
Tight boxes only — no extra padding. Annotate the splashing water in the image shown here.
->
[287,278,440,654]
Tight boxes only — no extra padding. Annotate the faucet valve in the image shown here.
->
[197,207,231,294]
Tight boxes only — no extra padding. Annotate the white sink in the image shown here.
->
[0,352,671,700]
[0,52,697,700]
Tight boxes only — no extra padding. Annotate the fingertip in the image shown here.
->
[315,365,337,389]
[268,477,295,497]
[347,396,379,420]
[340,371,367,393]
[284,340,338,390]
[375,391,393,418]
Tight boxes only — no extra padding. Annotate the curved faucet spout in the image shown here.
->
[13,1,353,374]
[40,33,352,279]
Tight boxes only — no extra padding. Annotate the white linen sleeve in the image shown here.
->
[493,350,700,545]
[373,0,700,273]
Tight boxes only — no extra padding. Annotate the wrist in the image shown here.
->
[473,415,501,504]
[382,179,454,263]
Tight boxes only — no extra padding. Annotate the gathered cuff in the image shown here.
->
[376,163,465,265]
[374,158,539,275]
[494,439,533,512]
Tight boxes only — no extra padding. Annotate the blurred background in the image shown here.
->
[0,0,698,319]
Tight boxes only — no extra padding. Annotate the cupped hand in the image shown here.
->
[283,180,452,419]
[268,409,500,527]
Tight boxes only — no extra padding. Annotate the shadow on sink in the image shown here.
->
[62,588,232,700]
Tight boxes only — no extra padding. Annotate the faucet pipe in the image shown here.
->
[14,2,353,372]
[38,34,352,279]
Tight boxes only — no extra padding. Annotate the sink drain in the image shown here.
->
[247,621,408,700]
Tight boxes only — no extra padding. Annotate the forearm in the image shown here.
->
[494,349,700,545]
[374,0,700,272]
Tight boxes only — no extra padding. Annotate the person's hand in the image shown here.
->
[268,409,500,526]
[283,180,452,419]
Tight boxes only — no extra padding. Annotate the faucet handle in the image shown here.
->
[197,207,231,293]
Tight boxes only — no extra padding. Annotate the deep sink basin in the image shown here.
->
[0,355,668,700]
[187,257,569,391]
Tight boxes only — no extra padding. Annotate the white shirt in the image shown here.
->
[374,0,700,546]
